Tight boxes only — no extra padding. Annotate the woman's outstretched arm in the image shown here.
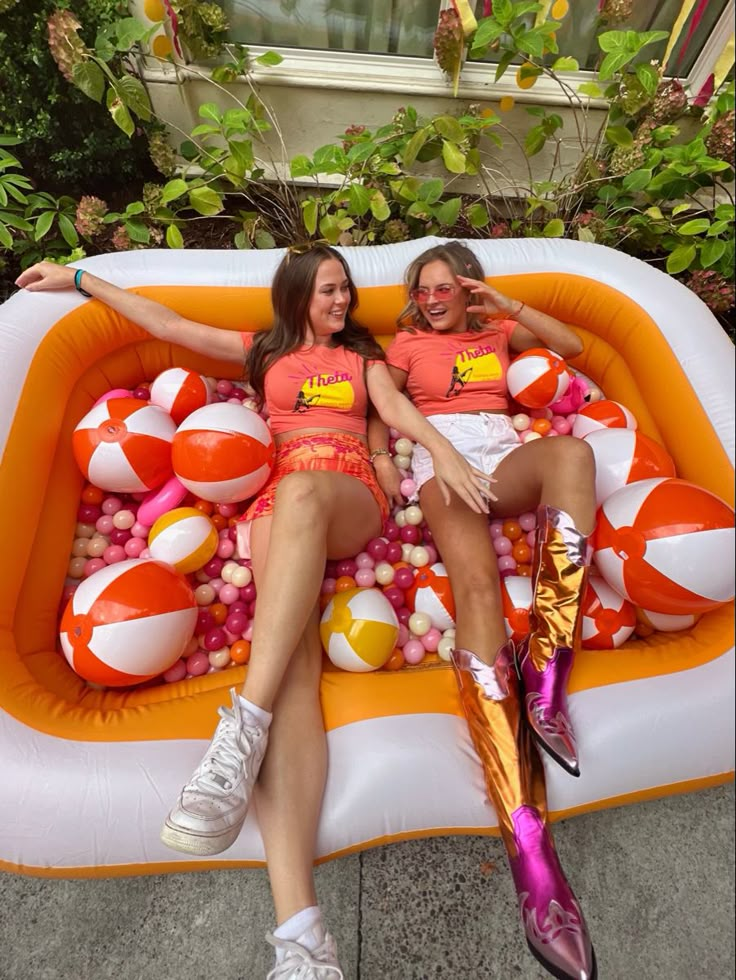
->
[15,261,244,364]
[366,361,491,515]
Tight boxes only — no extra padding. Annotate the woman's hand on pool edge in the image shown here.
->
[15,261,77,292]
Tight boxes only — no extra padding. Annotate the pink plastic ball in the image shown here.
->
[367,538,388,561]
[519,512,537,532]
[383,586,405,609]
[218,583,240,605]
[400,524,421,545]
[83,558,106,578]
[493,535,513,556]
[96,515,114,535]
[216,380,233,397]
[421,627,442,652]
[124,537,146,558]
[196,609,214,633]
[163,659,187,683]
[383,519,400,542]
[355,568,376,588]
[397,606,412,627]
[204,627,226,652]
[203,557,223,579]
[217,501,239,518]
[130,521,150,539]
[552,415,572,435]
[109,528,131,546]
[321,577,337,596]
[489,521,504,539]
[424,545,439,566]
[77,503,102,524]
[228,525,239,542]
[400,478,417,499]
[498,555,518,573]
[402,640,425,665]
[243,622,254,642]
[394,566,415,590]
[102,544,126,564]
[217,538,235,559]
[397,624,410,647]
[421,525,434,544]
[546,429,559,437]
[186,651,210,676]
[526,530,536,547]
[385,541,403,563]
[226,612,249,635]
[336,559,358,578]
[101,496,122,515]
[355,551,375,569]
[241,582,257,603]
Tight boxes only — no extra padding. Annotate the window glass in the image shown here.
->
[223,0,436,56]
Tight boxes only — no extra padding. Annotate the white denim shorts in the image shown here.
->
[412,413,522,494]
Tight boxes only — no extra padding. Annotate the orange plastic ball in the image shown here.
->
[81,484,104,505]
[383,648,405,671]
[209,602,228,625]
[335,575,357,593]
[210,513,227,531]
[517,564,533,577]
[512,541,532,564]
[194,499,214,515]
[230,640,251,664]
[502,520,522,541]
[531,418,552,436]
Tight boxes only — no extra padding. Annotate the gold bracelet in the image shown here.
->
[369,448,391,465]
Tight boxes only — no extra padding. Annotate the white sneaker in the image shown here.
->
[265,930,344,979]
[160,688,268,855]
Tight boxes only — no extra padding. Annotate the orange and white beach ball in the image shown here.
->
[172,403,274,503]
[581,574,636,649]
[149,367,211,425]
[637,608,700,633]
[405,562,456,631]
[59,559,197,686]
[148,507,219,574]
[501,574,532,643]
[72,397,176,493]
[583,428,676,506]
[572,399,637,440]
[320,587,399,672]
[506,348,571,409]
[594,477,735,615]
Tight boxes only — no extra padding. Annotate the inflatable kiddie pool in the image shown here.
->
[0,237,733,877]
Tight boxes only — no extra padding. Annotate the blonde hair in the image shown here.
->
[398,241,488,333]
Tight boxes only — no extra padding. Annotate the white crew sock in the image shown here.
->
[237,694,272,729]
[273,906,323,963]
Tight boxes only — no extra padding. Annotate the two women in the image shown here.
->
[369,241,597,980]
[17,248,488,980]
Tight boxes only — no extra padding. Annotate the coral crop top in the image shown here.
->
[386,322,518,416]
[241,332,376,436]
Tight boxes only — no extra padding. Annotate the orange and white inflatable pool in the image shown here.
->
[0,237,733,877]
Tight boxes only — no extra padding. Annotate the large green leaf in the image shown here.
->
[542,218,565,237]
[348,183,371,217]
[605,125,633,147]
[433,116,465,143]
[34,211,55,241]
[442,141,466,174]
[106,88,134,137]
[370,191,391,222]
[188,186,224,216]
[302,199,318,235]
[677,218,711,236]
[622,169,652,191]
[58,213,79,247]
[72,62,105,103]
[161,179,189,205]
[666,244,696,274]
[166,224,184,249]
[700,239,726,268]
[402,127,430,168]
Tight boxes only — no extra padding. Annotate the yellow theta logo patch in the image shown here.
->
[298,371,355,411]
[453,345,502,384]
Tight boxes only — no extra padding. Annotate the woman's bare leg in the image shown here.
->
[419,480,506,664]
[242,470,382,711]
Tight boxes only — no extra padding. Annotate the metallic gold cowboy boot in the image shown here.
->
[451,645,596,980]
[516,505,591,777]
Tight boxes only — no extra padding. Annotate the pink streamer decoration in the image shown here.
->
[676,0,709,67]
[162,0,183,57]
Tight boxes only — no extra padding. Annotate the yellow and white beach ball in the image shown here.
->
[147,507,219,574]
[320,587,399,672]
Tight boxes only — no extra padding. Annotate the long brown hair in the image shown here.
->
[398,241,490,334]
[246,245,385,406]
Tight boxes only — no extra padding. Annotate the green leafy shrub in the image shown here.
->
[0,0,156,194]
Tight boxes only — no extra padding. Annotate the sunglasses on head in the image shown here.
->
[409,284,458,303]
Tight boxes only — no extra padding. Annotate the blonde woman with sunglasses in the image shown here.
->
[16,247,490,980]
[368,241,598,980]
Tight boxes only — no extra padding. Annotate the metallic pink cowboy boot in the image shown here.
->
[452,644,596,980]
[516,505,591,777]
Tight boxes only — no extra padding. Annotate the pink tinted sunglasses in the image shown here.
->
[409,284,458,304]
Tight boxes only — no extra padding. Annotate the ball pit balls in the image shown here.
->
[594,477,736,615]
[319,587,399,672]
[149,367,211,425]
[59,559,197,686]
[583,428,677,506]
[147,506,219,574]
[72,397,176,493]
[636,609,699,633]
[506,348,571,409]
[580,575,636,650]
[405,562,456,631]
[500,575,533,643]
[172,402,275,503]
[572,399,637,440]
